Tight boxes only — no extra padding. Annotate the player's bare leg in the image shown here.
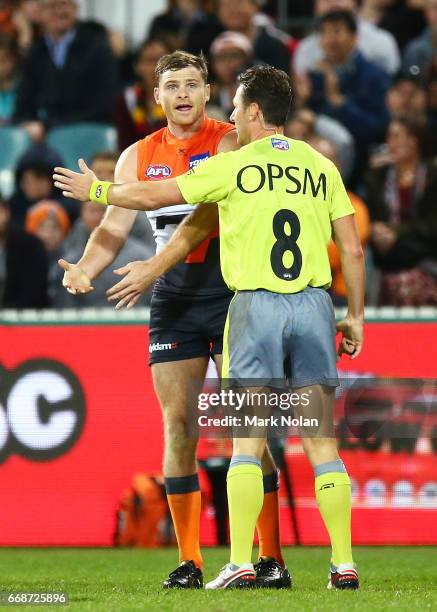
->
[152,357,209,588]
[295,385,359,590]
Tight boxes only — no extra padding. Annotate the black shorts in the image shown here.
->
[149,291,232,366]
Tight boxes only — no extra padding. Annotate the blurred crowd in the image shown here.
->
[1,0,437,309]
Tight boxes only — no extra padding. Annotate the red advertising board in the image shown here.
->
[1,321,437,546]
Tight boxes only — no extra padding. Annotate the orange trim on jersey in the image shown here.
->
[185,224,219,263]
[136,115,234,265]
[136,115,234,182]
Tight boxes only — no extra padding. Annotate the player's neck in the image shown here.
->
[248,125,284,143]
[166,114,205,141]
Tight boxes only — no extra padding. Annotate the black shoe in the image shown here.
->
[162,560,203,589]
[254,557,292,589]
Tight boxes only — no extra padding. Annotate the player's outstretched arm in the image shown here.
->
[54,159,185,211]
[58,146,139,294]
[107,203,219,309]
[332,214,365,359]
[105,129,238,308]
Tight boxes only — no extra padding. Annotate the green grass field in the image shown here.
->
[1,547,436,611]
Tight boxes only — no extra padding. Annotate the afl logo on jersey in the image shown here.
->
[146,165,172,179]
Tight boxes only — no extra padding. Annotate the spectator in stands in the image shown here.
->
[211,0,291,72]
[386,74,428,120]
[285,107,355,181]
[114,39,168,152]
[55,203,155,308]
[209,31,255,117]
[9,145,78,226]
[0,32,19,125]
[301,10,391,181]
[263,0,315,19]
[403,0,437,82]
[54,152,155,308]
[13,0,118,143]
[148,0,213,51]
[25,199,70,303]
[294,0,400,76]
[365,117,437,305]
[359,0,426,51]
[62,151,153,245]
[310,136,370,304]
[0,194,48,308]
[0,0,40,51]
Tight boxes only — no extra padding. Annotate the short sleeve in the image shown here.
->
[329,164,355,221]
[176,153,232,205]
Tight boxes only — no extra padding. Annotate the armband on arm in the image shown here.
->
[90,180,113,205]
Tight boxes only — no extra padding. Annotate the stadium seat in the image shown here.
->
[0,127,32,198]
[46,123,118,170]
[0,126,32,170]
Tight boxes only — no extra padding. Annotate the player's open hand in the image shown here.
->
[107,260,158,310]
[336,317,363,360]
[58,258,94,295]
[53,159,97,201]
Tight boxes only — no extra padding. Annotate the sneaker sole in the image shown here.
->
[328,579,359,590]
[226,575,256,589]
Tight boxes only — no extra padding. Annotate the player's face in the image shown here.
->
[155,67,210,127]
[230,84,252,145]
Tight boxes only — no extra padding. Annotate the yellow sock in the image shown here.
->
[315,471,353,567]
[227,463,263,566]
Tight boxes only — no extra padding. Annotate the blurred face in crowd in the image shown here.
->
[155,66,210,127]
[34,215,65,252]
[212,46,250,86]
[40,0,77,38]
[310,137,339,166]
[91,157,116,182]
[20,169,52,201]
[315,0,356,17]
[22,0,44,25]
[81,201,105,234]
[426,0,437,29]
[218,0,258,32]
[428,78,437,111]
[0,203,9,240]
[387,121,420,165]
[285,109,316,141]
[386,79,427,119]
[176,0,200,17]
[136,41,169,90]
[0,46,17,84]
[320,20,357,64]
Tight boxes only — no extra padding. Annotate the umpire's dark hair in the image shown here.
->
[238,65,293,127]
[319,10,358,34]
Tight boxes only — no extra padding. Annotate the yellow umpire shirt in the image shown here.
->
[176,135,354,294]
